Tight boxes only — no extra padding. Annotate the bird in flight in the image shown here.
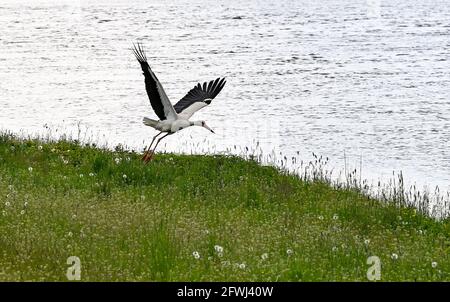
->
[132,43,226,163]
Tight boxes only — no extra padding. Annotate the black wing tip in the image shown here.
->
[132,42,148,64]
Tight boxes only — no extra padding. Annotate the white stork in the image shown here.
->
[132,43,226,163]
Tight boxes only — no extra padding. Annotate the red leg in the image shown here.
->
[142,132,163,161]
[144,133,171,163]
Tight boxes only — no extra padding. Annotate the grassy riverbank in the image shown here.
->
[0,133,449,281]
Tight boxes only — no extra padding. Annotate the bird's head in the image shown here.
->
[201,121,215,133]
[194,120,215,133]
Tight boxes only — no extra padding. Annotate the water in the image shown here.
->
[1,0,449,191]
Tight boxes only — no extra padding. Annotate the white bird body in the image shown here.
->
[143,117,202,133]
[132,43,226,162]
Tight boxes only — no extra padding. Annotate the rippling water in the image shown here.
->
[1,0,449,190]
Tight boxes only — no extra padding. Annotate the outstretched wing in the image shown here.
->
[132,43,177,121]
[174,78,226,119]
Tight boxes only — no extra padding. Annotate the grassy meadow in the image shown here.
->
[0,132,449,281]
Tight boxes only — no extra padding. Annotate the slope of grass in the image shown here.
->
[0,133,449,281]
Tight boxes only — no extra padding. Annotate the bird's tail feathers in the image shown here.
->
[143,117,158,128]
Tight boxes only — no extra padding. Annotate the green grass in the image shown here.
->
[0,133,449,281]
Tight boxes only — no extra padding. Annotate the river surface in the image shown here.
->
[0,0,449,191]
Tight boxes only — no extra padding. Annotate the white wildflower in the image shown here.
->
[214,245,223,253]
[286,249,294,256]
[318,215,324,220]
[79,174,84,178]
[333,214,339,220]
[391,253,399,260]
[239,263,246,270]
[114,158,121,164]
[431,261,438,268]
[122,174,127,179]
[20,210,25,215]
[261,253,269,260]
[332,246,338,252]
[38,145,43,150]
[28,167,33,172]
[364,239,370,246]
[5,202,10,207]
[89,172,94,177]
[192,251,200,259]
